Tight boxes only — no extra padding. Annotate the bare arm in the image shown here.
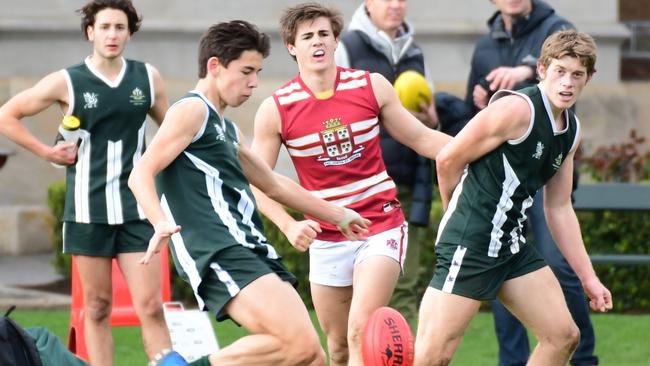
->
[250,97,323,250]
[544,149,612,312]
[250,184,322,251]
[128,99,205,263]
[240,130,369,240]
[435,95,531,209]
[147,65,169,125]
[0,71,77,165]
[370,73,451,162]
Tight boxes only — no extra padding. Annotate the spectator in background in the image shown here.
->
[465,1,599,365]
[334,0,438,327]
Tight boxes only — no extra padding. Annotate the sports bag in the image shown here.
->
[0,305,43,366]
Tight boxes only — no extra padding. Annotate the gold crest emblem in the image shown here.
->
[321,118,352,157]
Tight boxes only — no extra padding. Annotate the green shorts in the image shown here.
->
[192,245,297,322]
[63,220,153,257]
[429,242,546,300]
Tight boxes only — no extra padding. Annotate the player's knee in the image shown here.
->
[541,322,580,353]
[414,335,454,366]
[415,350,452,366]
[415,348,451,366]
[276,316,327,365]
[134,294,165,320]
[285,336,325,366]
[559,323,580,352]
[327,336,349,365]
[300,345,326,366]
[86,295,111,322]
[347,314,368,348]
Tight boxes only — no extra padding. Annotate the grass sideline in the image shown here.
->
[11,310,650,365]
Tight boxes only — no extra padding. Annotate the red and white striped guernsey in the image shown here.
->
[273,67,405,241]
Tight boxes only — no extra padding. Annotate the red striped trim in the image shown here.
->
[398,223,407,266]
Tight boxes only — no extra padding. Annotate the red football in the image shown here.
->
[362,306,415,366]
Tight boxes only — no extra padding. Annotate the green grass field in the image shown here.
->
[11,310,650,365]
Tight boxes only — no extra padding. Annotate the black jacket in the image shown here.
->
[465,0,579,193]
[339,29,432,226]
[465,0,574,115]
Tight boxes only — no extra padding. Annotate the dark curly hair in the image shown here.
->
[77,0,142,40]
[198,20,270,78]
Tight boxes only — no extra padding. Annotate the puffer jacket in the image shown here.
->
[336,3,433,226]
[465,0,574,115]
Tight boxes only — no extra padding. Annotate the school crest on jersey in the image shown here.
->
[129,87,147,106]
[321,118,353,158]
[552,153,564,170]
[532,141,544,159]
[213,123,226,142]
[83,92,98,109]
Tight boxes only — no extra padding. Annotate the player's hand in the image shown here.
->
[582,276,613,312]
[336,208,370,241]
[472,84,490,110]
[286,219,322,252]
[140,221,181,265]
[411,102,439,129]
[486,66,533,92]
[47,142,78,166]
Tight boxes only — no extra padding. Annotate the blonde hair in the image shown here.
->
[539,30,597,76]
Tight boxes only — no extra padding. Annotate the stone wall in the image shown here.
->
[0,0,644,254]
[0,0,629,82]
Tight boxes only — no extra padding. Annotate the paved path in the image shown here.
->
[0,253,71,310]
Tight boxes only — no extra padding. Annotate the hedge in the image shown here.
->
[577,129,650,311]
[47,165,650,312]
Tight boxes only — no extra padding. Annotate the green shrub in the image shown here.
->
[169,253,197,305]
[46,127,649,313]
[416,194,443,300]
[578,129,650,312]
[47,179,71,278]
[579,210,650,311]
[580,129,649,183]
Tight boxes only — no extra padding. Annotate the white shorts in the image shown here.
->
[309,223,408,286]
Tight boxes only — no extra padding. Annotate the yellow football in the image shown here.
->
[393,70,432,112]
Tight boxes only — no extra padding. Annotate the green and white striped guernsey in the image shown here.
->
[157,91,279,296]
[62,57,154,224]
[437,85,580,258]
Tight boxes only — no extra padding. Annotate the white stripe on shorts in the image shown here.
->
[209,262,241,297]
[442,245,468,293]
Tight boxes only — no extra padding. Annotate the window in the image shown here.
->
[620,0,650,80]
